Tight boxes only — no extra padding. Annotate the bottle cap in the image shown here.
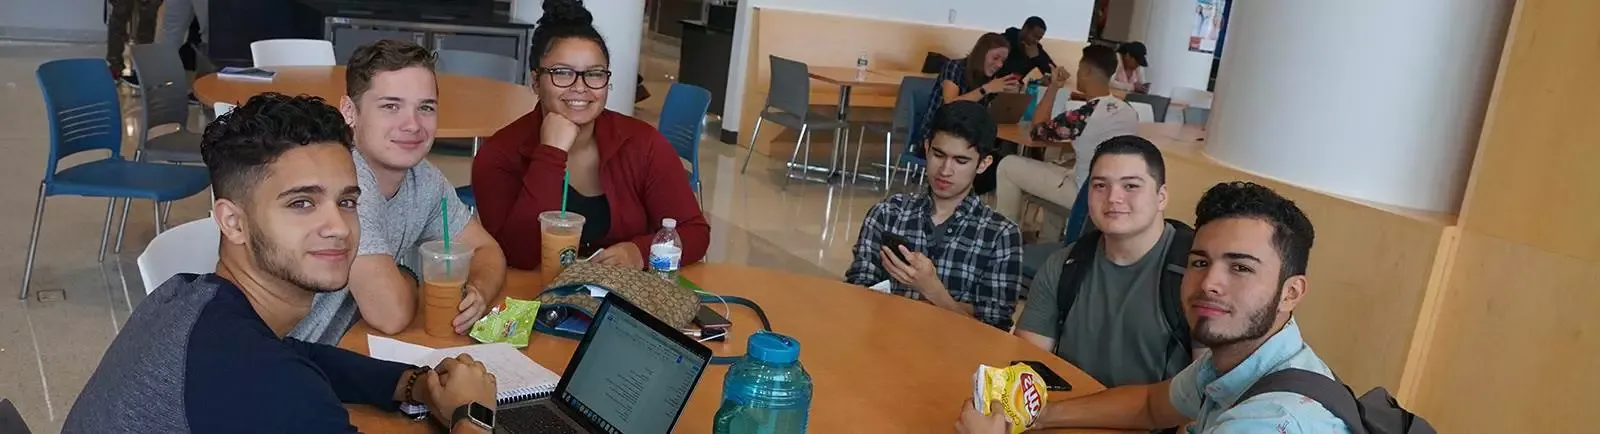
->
[746,331,800,364]
[662,218,677,229]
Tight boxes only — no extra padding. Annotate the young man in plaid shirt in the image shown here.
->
[845,101,1024,330]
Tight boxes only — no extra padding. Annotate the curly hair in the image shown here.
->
[928,100,998,155]
[530,0,609,69]
[1194,181,1316,279]
[202,93,353,202]
[345,39,435,101]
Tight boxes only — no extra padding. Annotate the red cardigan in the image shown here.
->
[473,108,710,270]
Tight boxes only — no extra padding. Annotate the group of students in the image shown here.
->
[64,1,709,432]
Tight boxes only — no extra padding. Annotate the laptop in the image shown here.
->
[987,92,1033,124]
[495,293,713,434]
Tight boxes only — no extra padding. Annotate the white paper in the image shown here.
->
[371,335,562,413]
[367,335,436,364]
[584,284,610,297]
[869,280,893,293]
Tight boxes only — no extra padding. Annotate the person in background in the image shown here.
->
[290,39,508,343]
[846,101,1023,331]
[1014,136,1196,388]
[992,44,1140,226]
[915,32,1016,165]
[474,0,710,271]
[64,93,500,434]
[997,16,1056,79]
[158,0,208,60]
[106,0,160,84]
[1113,41,1151,93]
[959,181,1349,434]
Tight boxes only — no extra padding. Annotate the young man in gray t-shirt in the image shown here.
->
[290,40,507,344]
[1014,136,1196,387]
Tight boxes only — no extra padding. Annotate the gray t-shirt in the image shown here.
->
[1017,223,1187,387]
[288,150,472,344]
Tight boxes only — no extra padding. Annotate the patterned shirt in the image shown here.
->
[1030,95,1140,190]
[1169,319,1351,433]
[845,192,1023,329]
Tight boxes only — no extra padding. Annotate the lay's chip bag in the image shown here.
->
[972,363,1048,434]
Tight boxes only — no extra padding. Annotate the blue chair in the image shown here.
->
[896,78,939,186]
[659,83,713,203]
[456,185,476,209]
[22,59,211,299]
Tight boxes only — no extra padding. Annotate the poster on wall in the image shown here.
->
[1190,0,1226,53]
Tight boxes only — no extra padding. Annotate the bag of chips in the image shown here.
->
[972,363,1048,434]
[469,297,541,348]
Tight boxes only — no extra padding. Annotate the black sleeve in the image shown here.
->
[283,338,415,411]
[185,331,366,432]
[1035,49,1056,71]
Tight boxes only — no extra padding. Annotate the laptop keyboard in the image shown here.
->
[500,404,582,434]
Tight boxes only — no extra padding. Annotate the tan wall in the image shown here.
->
[1409,0,1600,431]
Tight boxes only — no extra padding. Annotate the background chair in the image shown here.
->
[24,59,212,299]
[250,39,336,68]
[122,43,206,254]
[739,56,849,182]
[855,75,935,191]
[659,82,713,204]
[1128,101,1156,124]
[137,216,219,294]
[1124,93,1171,122]
[213,101,235,117]
[1172,86,1214,109]
[1020,181,1091,280]
[0,399,29,434]
[1183,107,1211,126]
[436,49,523,83]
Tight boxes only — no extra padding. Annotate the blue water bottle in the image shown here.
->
[1022,80,1042,120]
[712,332,812,434]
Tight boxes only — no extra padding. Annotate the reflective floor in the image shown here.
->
[0,38,907,432]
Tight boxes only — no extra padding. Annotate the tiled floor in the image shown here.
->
[0,37,906,432]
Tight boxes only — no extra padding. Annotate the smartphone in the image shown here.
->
[881,232,911,263]
[1010,360,1073,391]
[694,305,732,330]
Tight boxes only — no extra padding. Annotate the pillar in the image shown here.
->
[512,0,645,116]
[1204,0,1510,213]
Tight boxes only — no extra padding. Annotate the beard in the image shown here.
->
[249,224,346,293]
[1192,287,1282,348]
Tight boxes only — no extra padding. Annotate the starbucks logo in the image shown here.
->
[559,246,578,266]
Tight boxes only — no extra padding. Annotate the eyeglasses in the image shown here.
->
[537,67,612,90]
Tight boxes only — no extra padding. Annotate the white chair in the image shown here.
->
[1172,86,1214,109]
[136,217,219,294]
[213,102,236,117]
[1128,101,1156,123]
[250,39,336,68]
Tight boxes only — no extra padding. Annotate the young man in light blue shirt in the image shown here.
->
[959,181,1349,434]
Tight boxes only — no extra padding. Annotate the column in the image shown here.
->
[1204,0,1510,213]
[512,0,645,116]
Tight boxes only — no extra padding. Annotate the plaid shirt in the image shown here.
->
[845,192,1023,330]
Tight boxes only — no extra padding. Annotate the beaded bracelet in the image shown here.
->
[404,366,432,405]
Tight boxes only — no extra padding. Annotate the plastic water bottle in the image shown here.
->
[648,218,683,282]
[1022,81,1042,120]
[856,52,869,71]
[712,332,812,434]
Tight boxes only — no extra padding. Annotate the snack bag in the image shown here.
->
[469,297,541,347]
[972,363,1048,434]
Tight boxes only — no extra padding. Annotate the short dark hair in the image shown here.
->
[345,39,435,101]
[1024,16,1047,31]
[530,0,610,69]
[202,93,354,202]
[1089,135,1167,185]
[928,100,998,155]
[1194,182,1316,279]
[1080,45,1119,78]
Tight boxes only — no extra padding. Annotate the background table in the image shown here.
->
[338,263,1133,433]
[194,66,541,138]
[791,67,932,184]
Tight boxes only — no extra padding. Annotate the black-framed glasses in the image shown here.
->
[537,67,612,89]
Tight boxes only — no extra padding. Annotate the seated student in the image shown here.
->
[918,32,1017,153]
[1013,136,1196,388]
[291,39,508,343]
[996,16,1056,78]
[1113,41,1151,93]
[993,44,1140,225]
[475,0,709,271]
[845,101,1023,330]
[959,181,1349,434]
[65,94,500,433]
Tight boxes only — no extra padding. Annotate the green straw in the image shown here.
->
[560,171,571,218]
[441,198,451,274]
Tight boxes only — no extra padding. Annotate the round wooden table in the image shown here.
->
[193,66,540,138]
[337,263,1131,433]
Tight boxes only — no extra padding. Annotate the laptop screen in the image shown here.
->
[558,301,709,433]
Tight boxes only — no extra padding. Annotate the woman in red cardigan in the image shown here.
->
[473,0,709,271]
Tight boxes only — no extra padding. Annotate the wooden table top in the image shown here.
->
[808,66,932,90]
[338,263,1130,433]
[193,66,540,138]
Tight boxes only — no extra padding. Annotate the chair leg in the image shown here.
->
[851,127,866,185]
[739,118,766,174]
[152,200,164,236]
[98,198,115,262]
[159,201,172,227]
[783,125,808,186]
[882,131,893,192]
[20,182,47,299]
[113,198,132,254]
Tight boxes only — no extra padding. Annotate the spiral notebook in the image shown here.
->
[367,336,561,412]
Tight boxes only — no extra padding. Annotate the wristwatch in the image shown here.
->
[451,402,495,431]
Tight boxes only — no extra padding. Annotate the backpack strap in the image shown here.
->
[1239,369,1369,434]
[1159,219,1196,361]
[1053,231,1102,340]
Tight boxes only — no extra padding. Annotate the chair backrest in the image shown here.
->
[35,59,125,179]
[250,39,336,68]
[1172,86,1213,109]
[766,56,812,116]
[659,83,713,180]
[131,43,194,131]
[137,217,219,294]
[891,75,931,131]
[213,102,236,118]
[1124,93,1171,122]
[436,49,523,83]
[1183,107,1212,126]
[0,399,29,434]
[900,76,939,152]
[1128,101,1156,124]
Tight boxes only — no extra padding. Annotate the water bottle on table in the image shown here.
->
[855,51,869,79]
[713,332,813,433]
[649,218,683,282]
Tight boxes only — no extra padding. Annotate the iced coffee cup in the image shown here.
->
[419,240,473,338]
[539,211,586,285]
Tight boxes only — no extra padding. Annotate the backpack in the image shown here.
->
[1054,219,1194,366]
[1239,369,1437,434]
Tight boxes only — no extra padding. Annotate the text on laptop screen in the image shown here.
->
[560,306,708,433]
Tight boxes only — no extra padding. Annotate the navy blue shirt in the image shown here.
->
[64,273,414,433]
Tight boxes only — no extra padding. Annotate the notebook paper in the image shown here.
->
[368,335,561,410]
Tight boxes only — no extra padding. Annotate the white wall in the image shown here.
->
[0,0,107,42]
[1138,0,1215,97]
[719,0,1095,135]
[512,0,645,115]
